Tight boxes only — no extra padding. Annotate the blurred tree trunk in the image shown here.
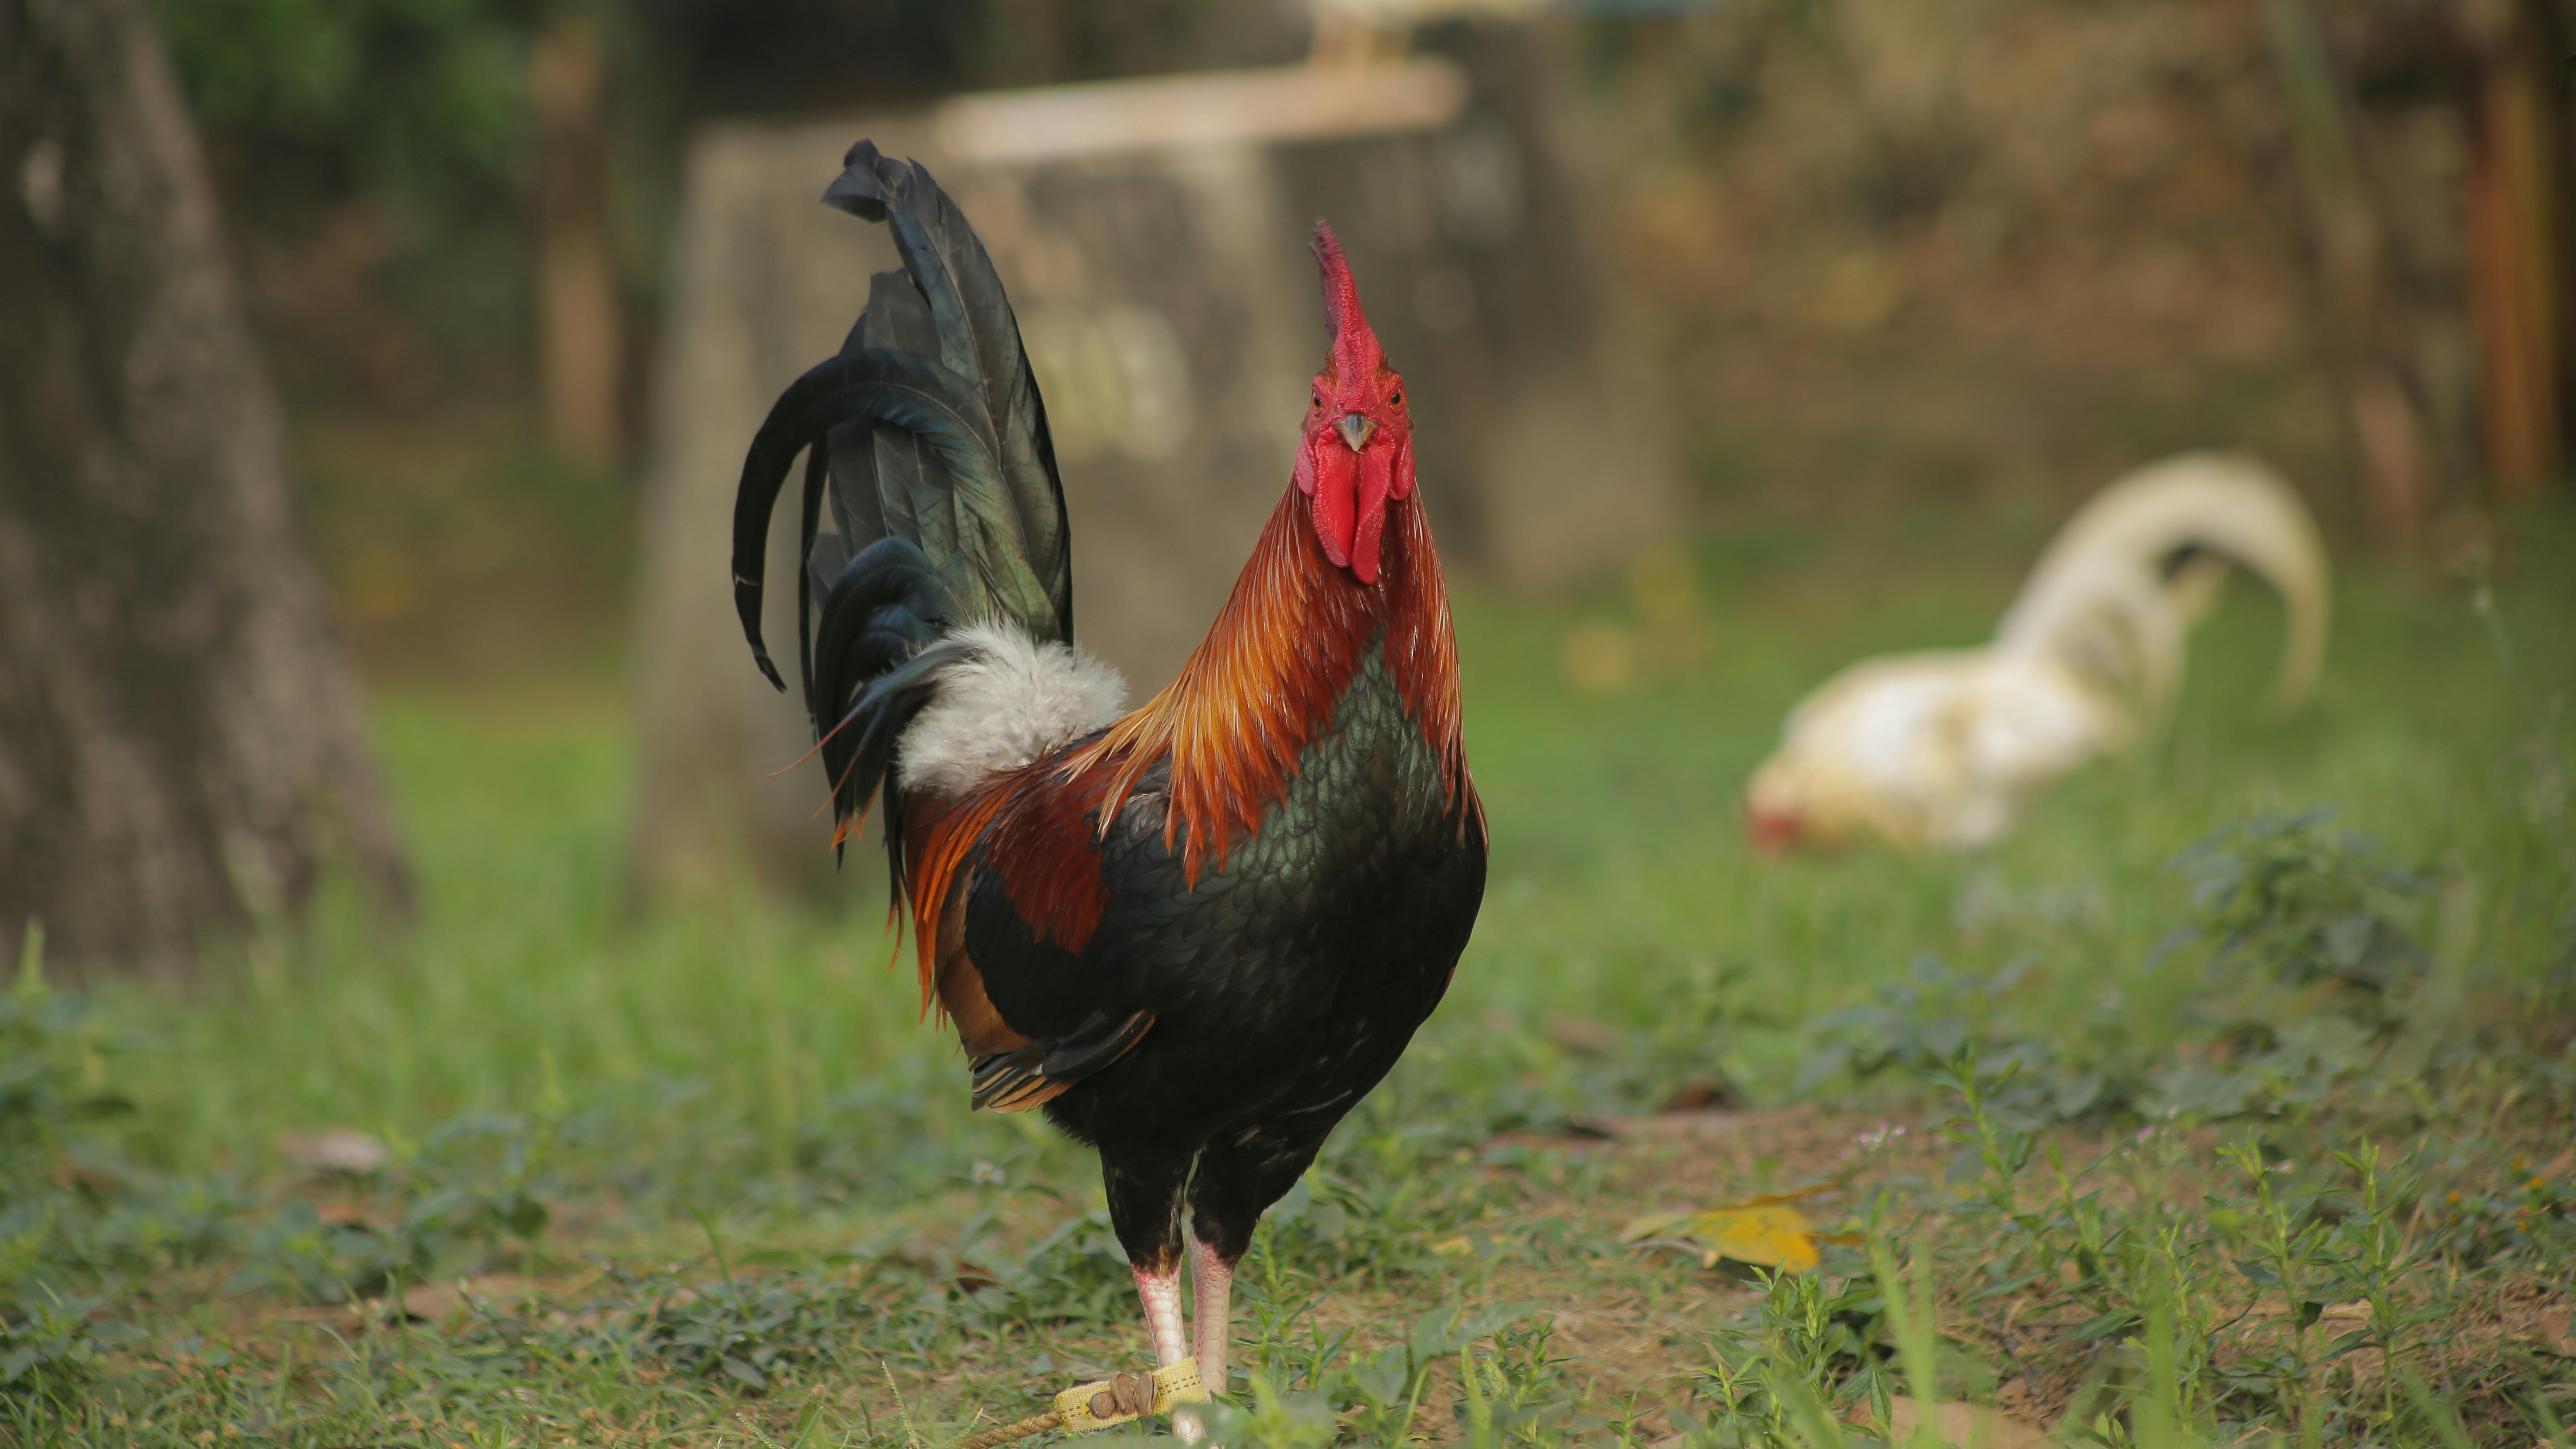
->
[2263,0,2439,548]
[0,0,410,981]
[2462,0,2563,501]
[533,8,623,469]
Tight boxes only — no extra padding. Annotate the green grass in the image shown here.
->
[5,504,2572,1446]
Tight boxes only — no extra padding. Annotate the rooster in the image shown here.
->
[729,143,1486,1404]
[1745,453,2330,851]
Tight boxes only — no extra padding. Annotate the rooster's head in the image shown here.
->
[1294,220,1414,586]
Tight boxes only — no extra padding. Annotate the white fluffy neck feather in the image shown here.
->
[895,622,1129,798]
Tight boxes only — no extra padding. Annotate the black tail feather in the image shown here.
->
[729,140,1076,855]
[808,538,955,855]
[794,443,828,711]
[823,146,1071,626]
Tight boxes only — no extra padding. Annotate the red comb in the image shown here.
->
[1309,220,1383,378]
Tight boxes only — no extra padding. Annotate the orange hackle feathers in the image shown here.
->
[900,785,1008,1018]
[1060,484,1470,888]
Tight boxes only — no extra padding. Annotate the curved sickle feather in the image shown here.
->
[732,347,1027,689]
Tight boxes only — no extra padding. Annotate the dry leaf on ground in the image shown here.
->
[1542,1016,1618,1054]
[2535,1305,2576,1358]
[1883,1395,2050,1449]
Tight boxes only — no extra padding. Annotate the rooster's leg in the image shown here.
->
[1189,1233,1235,1394]
[1104,1153,1193,1368]
[1185,1124,1329,1403]
[1133,1263,1188,1368]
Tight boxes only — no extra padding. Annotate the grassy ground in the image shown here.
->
[5,504,2573,1447]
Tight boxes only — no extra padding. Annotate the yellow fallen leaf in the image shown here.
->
[1619,1184,1837,1245]
[1431,1236,1474,1257]
[1727,1185,1837,1208]
[1678,1203,1819,1273]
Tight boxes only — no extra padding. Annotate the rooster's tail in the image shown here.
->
[729,141,1076,855]
[1992,451,2330,717]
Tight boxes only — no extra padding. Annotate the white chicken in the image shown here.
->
[1744,452,2331,852]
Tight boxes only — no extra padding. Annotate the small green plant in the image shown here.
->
[617,1263,876,1392]
[1213,1254,1545,1449]
[0,1288,131,1407]
[1453,1318,1573,1447]
[1205,1368,1344,1449]
[2173,810,2432,998]
[1697,1260,1892,1444]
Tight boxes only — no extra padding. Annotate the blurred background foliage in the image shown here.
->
[145,0,1318,676]
[142,0,2572,690]
[148,0,1268,405]
[155,0,544,379]
[159,0,535,204]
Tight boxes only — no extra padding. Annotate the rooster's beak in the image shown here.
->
[1335,413,1377,453]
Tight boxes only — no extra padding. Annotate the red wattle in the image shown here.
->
[1347,444,1395,584]
[1300,433,1415,585]
[1307,444,1357,570]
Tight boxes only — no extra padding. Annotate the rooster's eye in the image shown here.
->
[1390,389,1403,407]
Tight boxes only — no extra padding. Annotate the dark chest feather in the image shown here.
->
[965,644,1484,1050]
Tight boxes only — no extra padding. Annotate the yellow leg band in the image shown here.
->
[1051,1356,1210,1433]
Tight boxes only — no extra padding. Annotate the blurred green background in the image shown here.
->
[148,0,2575,689]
